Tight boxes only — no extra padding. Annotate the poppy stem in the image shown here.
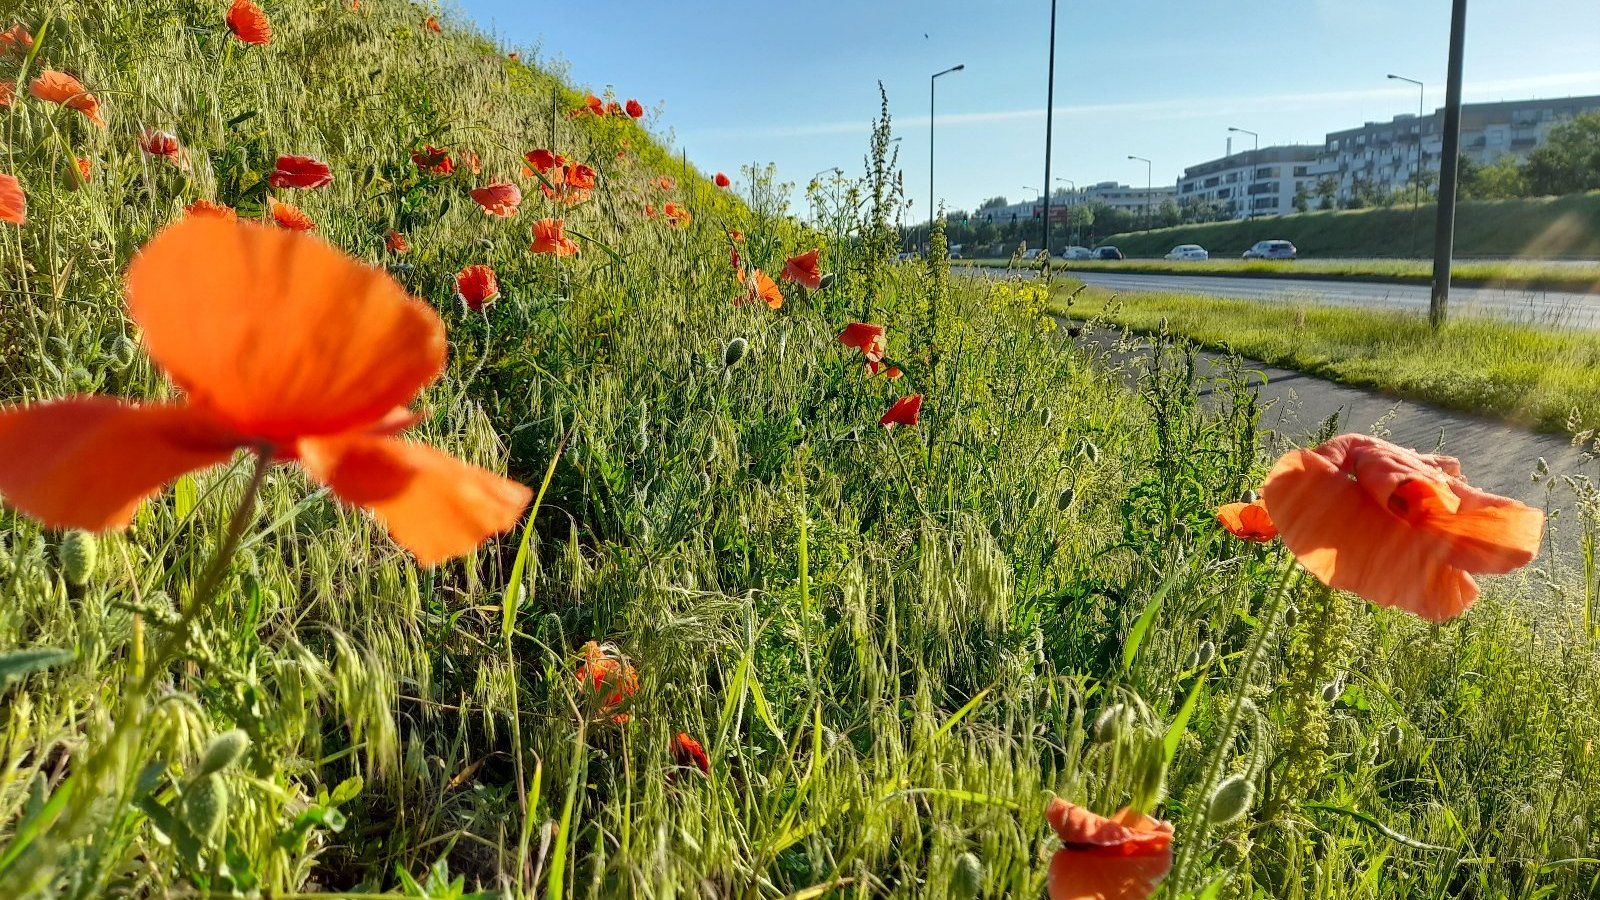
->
[1171,559,1296,890]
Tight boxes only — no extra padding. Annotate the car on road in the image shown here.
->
[1243,240,1297,260]
[1164,244,1209,261]
[1063,246,1094,260]
[1021,248,1044,261]
[1093,246,1124,260]
[894,251,918,261]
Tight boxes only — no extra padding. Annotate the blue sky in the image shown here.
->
[460,0,1600,219]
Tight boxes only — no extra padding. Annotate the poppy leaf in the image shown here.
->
[1162,675,1205,767]
[1120,565,1185,675]
[562,227,623,265]
[0,647,75,691]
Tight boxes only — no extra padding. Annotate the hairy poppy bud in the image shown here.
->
[1057,488,1075,511]
[818,272,836,290]
[1321,680,1342,704]
[950,851,983,899]
[58,530,98,585]
[1092,703,1126,743]
[198,729,251,777]
[1205,774,1255,826]
[1078,439,1099,463]
[1241,488,1259,504]
[183,774,228,845]
[1195,640,1216,667]
[1283,604,1299,629]
[1039,407,1053,428]
[723,337,748,368]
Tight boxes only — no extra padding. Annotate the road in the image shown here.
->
[1068,270,1600,329]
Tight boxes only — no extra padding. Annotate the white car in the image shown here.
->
[1242,240,1297,260]
[1063,246,1094,260]
[1164,244,1209,261]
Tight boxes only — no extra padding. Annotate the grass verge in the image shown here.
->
[1053,282,1600,432]
[962,257,1600,293]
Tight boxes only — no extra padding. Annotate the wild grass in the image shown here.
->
[1095,191,1600,259]
[1056,284,1600,433]
[4,1,1600,899]
[1021,258,1600,293]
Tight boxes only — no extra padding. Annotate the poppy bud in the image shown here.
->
[818,272,836,290]
[1024,489,1038,511]
[1383,723,1404,749]
[1078,439,1099,463]
[1092,703,1125,743]
[197,729,251,777]
[950,851,983,900]
[58,530,97,585]
[1205,774,1255,826]
[1056,488,1075,511]
[1283,604,1299,629]
[723,337,748,368]
[1533,457,1550,482]
[183,774,228,845]
[110,334,139,368]
[1241,488,1259,503]
[1022,395,1037,413]
[1039,407,1053,428]
[1195,639,1216,667]
[1321,680,1342,703]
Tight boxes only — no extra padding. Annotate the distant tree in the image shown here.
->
[1523,112,1600,196]
[1315,176,1338,210]
[1460,153,1528,200]
[1293,185,1310,213]
[978,195,1008,210]
[1155,199,1182,229]
[1179,197,1228,223]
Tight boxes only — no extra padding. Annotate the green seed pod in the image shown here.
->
[1321,681,1342,704]
[58,530,98,586]
[1283,604,1299,629]
[111,335,140,369]
[198,729,251,777]
[1195,640,1216,667]
[1206,774,1255,826]
[1182,649,1201,670]
[1022,395,1037,413]
[723,337,748,368]
[1383,723,1404,749]
[818,272,836,290]
[1241,488,1260,504]
[183,774,228,845]
[1024,489,1039,511]
[1039,407,1053,429]
[1056,488,1075,511]
[950,851,983,900]
[1079,439,1099,463]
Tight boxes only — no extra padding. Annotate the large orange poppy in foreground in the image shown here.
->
[1262,433,1542,622]
[0,218,531,565]
[1045,797,1173,900]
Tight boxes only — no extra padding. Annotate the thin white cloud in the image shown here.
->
[684,71,1600,143]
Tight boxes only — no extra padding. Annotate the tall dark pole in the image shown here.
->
[1042,0,1057,258]
[1429,0,1467,330]
[1388,74,1425,256]
[929,64,965,256]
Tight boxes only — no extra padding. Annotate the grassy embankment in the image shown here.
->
[1055,283,1600,433]
[1042,257,1600,294]
[7,2,1600,899]
[1097,191,1600,259]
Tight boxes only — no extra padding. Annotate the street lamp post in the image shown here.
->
[1228,127,1258,218]
[1042,0,1059,259]
[1388,74,1426,256]
[1127,155,1151,230]
[929,63,966,255]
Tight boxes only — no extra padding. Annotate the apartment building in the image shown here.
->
[1177,145,1323,217]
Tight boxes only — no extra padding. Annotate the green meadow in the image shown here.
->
[4,2,1600,899]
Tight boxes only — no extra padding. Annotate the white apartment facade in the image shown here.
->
[1177,145,1323,218]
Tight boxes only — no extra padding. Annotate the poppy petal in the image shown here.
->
[297,435,531,566]
[1047,844,1173,900]
[0,398,238,530]
[125,217,445,444]
[1432,480,1544,573]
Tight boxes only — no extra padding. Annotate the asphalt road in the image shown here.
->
[1069,270,1600,329]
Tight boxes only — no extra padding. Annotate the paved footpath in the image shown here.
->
[1074,322,1597,539]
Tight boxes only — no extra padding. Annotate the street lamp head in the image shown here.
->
[951,64,965,72]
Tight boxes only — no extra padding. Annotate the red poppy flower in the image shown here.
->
[1044,797,1174,900]
[565,163,596,190]
[185,200,236,221]
[456,264,499,311]
[508,51,519,61]
[0,173,25,226]
[880,394,923,428]
[576,641,638,724]
[0,218,531,563]
[1261,433,1543,622]
[584,94,605,116]
[531,218,578,256]
[714,172,731,188]
[1217,500,1277,542]
[655,176,674,191]
[384,229,409,254]
[460,150,481,175]
[269,154,333,189]
[30,70,105,127]
[226,0,272,45]
[643,204,656,218]
[72,157,92,185]
[727,228,744,242]
[662,202,691,227]
[266,196,315,231]
[603,101,621,117]
[138,128,186,170]
[625,98,644,118]
[0,24,33,57]
[837,322,887,361]
[524,148,561,173]
[425,15,442,32]
[866,361,903,380]
[734,268,782,309]
[470,181,522,218]
[672,733,710,775]
[412,146,454,175]
[782,249,823,290]
[0,81,14,108]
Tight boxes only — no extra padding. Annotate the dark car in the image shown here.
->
[1093,246,1124,260]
